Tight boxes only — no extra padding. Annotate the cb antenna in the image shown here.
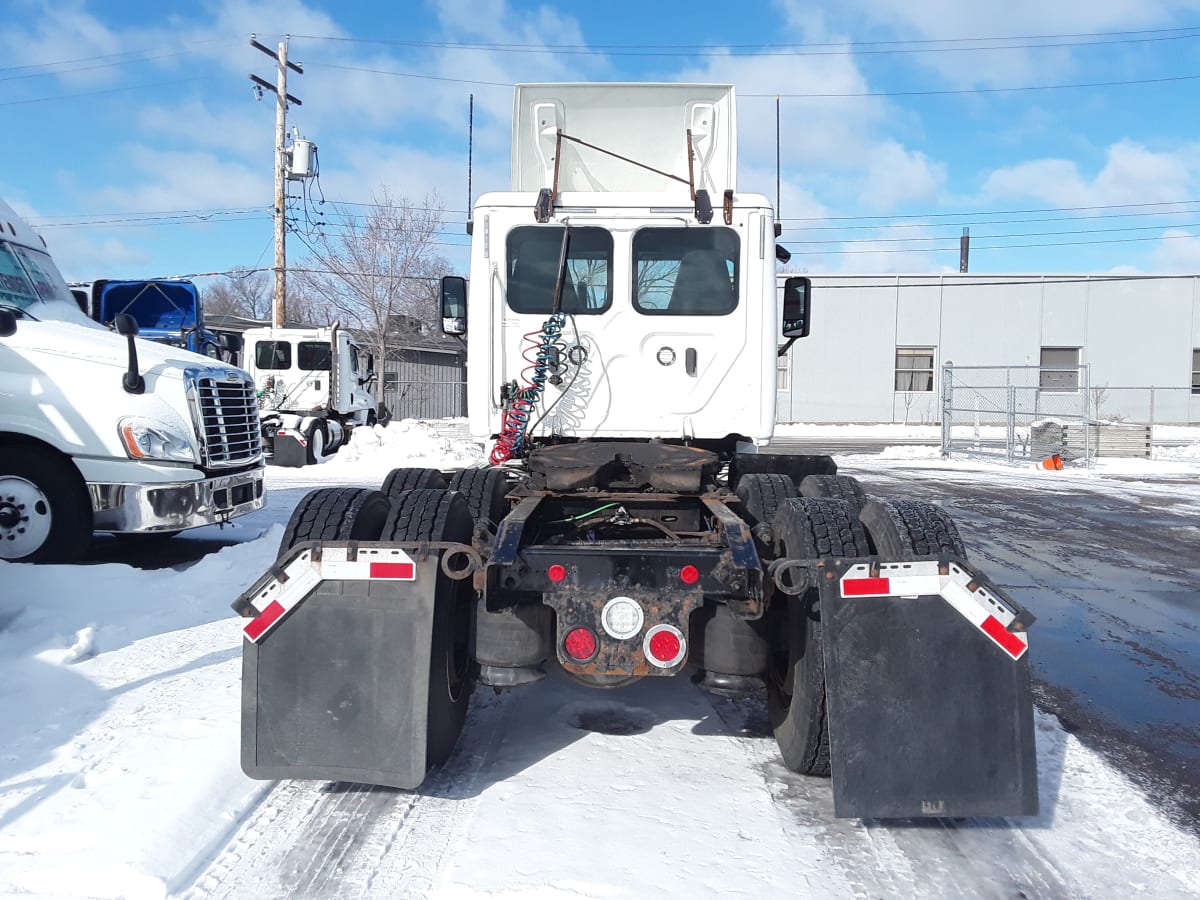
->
[466,93,474,235]
[775,95,781,222]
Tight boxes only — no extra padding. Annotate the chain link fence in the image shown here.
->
[941,364,1092,462]
[942,366,1200,462]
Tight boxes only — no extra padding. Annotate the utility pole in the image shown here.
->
[959,227,970,273]
[250,35,302,327]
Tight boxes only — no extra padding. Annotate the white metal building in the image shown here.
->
[776,273,1200,425]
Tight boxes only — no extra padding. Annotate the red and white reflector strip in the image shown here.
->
[839,561,1029,660]
[242,546,418,644]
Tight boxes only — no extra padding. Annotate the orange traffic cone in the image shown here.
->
[1041,454,1064,470]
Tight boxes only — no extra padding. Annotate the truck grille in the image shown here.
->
[191,372,262,468]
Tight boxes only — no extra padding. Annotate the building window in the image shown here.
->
[1193,349,1200,395]
[776,349,790,391]
[1040,347,1080,391]
[895,347,935,392]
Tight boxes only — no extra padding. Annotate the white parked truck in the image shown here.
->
[240,324,377,467]
[0,198,265,562]
[234,85,1038,819]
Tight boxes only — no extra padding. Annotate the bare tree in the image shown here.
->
[296,189,448,386]
[203,267,271,319]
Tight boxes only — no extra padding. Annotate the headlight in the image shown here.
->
[118,417,198,463]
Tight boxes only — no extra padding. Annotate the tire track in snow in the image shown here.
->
[701,690,1080,899]
[184,688,513,899]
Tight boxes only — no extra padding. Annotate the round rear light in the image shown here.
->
[643,624,686,668]
[600,596,644,640]
[547,564,567,583]
[563,626,598,662]
[679,564,699,585]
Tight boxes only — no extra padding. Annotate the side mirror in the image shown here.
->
[366,352,375,373]
[114,313,139,337]
[218,332,244,354]
[441,275,467,336]
[781,276,811,339]
[0,309,16,338]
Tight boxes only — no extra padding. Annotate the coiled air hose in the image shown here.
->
[491,311,567,463]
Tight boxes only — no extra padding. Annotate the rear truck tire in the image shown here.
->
[380,488,475,767]
[278,487,391,556]
[734,472,798,528]
[0,446,92,563]
[767,497,867,776]
[380,467,448,503]
[448,466,510,531]
[858,498,967,559]
[305,421,328,465]
[799,473,867,511]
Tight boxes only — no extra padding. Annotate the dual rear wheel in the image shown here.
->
[765,492,967,777]
[278,482,476,770]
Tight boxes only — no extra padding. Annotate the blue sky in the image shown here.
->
[4,0,1200,284]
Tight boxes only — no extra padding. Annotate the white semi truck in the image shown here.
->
[240,324,377,467]
[233,85,1037,819]
[0,198,265,562]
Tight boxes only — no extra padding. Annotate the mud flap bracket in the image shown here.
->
[238,544,441,788]
[817,557,1039,819]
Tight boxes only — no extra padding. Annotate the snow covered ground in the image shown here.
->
[1,421,1198,899]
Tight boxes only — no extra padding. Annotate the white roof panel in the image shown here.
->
[511,83,736,195]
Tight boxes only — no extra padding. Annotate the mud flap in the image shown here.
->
[237,545,439,788]
[817,558,1039,819]
[273,430,308,468]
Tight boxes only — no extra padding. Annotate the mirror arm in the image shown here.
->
[777,336,799,358]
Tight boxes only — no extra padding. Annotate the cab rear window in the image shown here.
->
[506,227,613,314]
[632,227,739,315]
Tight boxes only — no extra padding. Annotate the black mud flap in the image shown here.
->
[817,557,1039,819]
[273,431,308,468]
[236,544,439,788]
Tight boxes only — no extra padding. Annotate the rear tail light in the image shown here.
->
[600,596,644,639]
[643,624,686,668]
[679,564,700,585]
[564,627,598,662]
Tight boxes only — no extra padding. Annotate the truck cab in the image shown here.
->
[0,199,265,562]
[442,84,806,455]
[241,324,376,466]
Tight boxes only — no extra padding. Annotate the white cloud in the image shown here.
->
[1150,229,1200,271]
[981,140,1197,207]
[778,0,1200,87]
[858,141,946,210]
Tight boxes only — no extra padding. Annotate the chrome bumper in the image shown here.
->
[88,467,266,533]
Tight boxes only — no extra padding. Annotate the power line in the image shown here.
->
[789,230,1200,254]
[0,75,211,106]
[0,39,229,75]
[303,60,1200,98]
[286,24,1200,57]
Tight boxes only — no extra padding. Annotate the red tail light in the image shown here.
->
[563,627,598,662]
[643,624,686,668]
[679,564,700,585]
[547,564,567,583]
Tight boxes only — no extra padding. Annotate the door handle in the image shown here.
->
[685,348,697,377]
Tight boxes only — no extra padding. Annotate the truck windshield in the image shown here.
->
[0,240,97,327]
[506,226,612,314]
[632,227,739,315]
